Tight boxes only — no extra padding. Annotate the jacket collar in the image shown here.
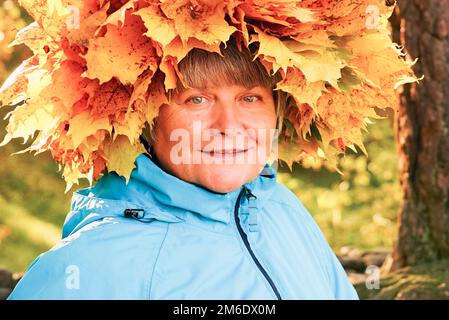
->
[63,152,278,237]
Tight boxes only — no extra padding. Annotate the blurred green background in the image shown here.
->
[0,0,399,273]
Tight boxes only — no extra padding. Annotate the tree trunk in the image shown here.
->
[388,0,449,271]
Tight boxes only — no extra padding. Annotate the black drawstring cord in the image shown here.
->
[124,208,157,223]
[124,208,145,219]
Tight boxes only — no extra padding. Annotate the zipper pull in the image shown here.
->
[243,186,259,232]
[243,186,257,200]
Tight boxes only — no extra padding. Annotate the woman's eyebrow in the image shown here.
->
[175,88,206,100]
[175,85,267,101]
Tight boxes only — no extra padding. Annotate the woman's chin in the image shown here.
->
[196,164,258,194]
[203,182,244,194]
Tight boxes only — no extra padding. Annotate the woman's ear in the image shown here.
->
[140,120,158,151]
[274,90,287,133]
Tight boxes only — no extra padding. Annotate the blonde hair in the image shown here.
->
[141,40,287,147]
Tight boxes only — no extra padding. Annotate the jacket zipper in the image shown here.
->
[234,186,282,300]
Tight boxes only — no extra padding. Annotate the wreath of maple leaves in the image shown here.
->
[0,0,417,192]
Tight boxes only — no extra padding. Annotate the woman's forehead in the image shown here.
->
[176,84,271,95]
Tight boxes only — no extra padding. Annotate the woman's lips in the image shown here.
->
[201,149,250,158]
[201,149,248,157]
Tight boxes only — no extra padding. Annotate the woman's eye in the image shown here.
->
[186,96,206,104]
[185,95,260,105]
[242,95,260,103]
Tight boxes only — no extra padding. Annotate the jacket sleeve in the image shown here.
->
[324,244,360,300]
[298,201,360,300]
[8,218,167,300]
[7,240,88,300]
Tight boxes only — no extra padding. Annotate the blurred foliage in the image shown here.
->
[0,102,91,271]
[0,0,400,272]
[278,115,400,252]
[0,0,32,84]
[0,107,90,271]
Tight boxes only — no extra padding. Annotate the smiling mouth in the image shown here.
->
[200,149,249,156]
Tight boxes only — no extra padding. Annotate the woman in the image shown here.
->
[8,41,358,300]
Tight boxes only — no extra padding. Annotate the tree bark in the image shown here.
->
[388,0,449,271]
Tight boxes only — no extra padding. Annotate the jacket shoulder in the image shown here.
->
[267,182,359,300]
[8,216,169,299]
[268,182,307,212]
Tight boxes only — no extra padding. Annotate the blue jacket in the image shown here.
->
[8,152,358,300]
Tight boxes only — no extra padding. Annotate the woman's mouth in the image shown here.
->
[201,149,249,159]
[201,149,248,157]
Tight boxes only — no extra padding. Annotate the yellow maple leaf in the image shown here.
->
[160,0,237,46]
[83,10,159,85]
[134,5,178,50]
[66,110,111,149]
[103,135,146,184]
[0,97,62,147]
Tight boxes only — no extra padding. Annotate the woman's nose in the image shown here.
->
[211,102,245,135]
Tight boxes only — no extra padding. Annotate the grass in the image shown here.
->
[355,259,449,299]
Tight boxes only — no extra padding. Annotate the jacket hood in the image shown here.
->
[62,152,278,238]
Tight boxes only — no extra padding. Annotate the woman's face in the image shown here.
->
[152,84,277,194]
